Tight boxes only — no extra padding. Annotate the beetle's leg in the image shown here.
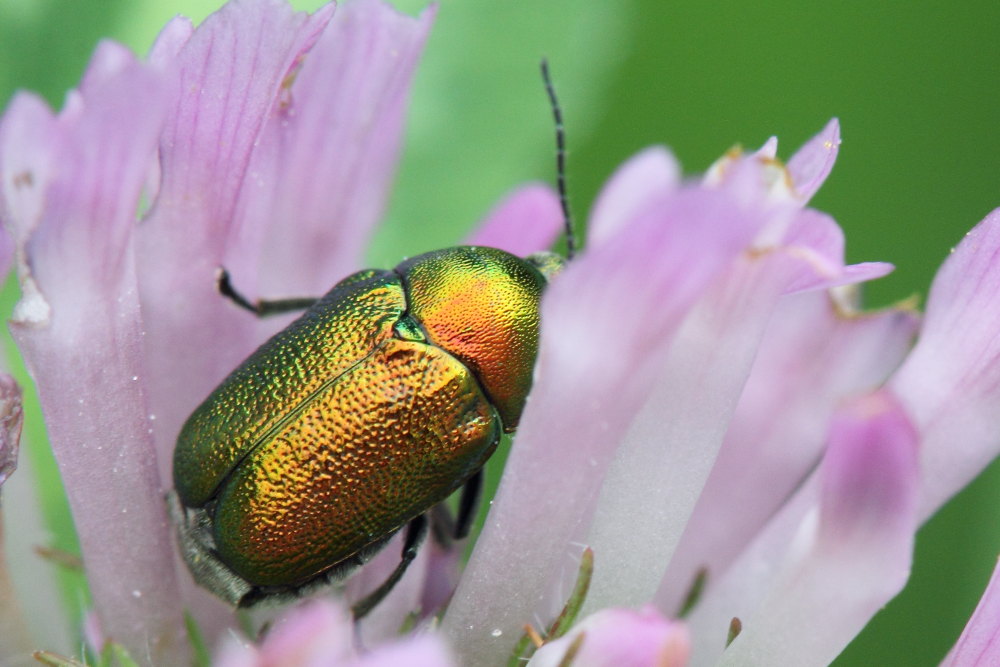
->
[454,469,483,540]
[351,514,429,620]
[429,503,455,546]
[428,468,483,547]
[217,268,318,317]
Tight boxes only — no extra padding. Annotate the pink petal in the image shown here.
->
[147,0,334,257]
[587,146,680,247]
[754,136,778,159]
[464,183,564,255]
[348,634,456,667]
[244,0,436,298]
[943,557,1000,666]
[579,158,856,614]
[136,1,336,479]
[786,118,840,202]
[582,252,799,616]
[688,391,919,665]
[527,607,690,667]
[421,536,463,615]
[888,208,1000,520]
[442,182,769,665]
[260,600,354,665]
[147,16,194,66]
[658,290,918,613]
[781,208,894,293]
[0,43,184,661]
[1,452,75,652]
[216,599,455,667]
[0,92,56,264]
[215,599,354,667]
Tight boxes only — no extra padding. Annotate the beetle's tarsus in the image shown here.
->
[217,267,318,317]
[217,268,260,315]
[351,515,429,620]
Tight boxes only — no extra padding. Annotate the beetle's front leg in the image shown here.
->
[217,267,319,317]
[351,515,429,620]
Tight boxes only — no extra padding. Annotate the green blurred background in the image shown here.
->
[2,0,999,663]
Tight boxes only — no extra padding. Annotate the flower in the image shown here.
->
[0,0,444,662]
[214,599,456,667]
[3,0,1000,666]
[525,606,690,667]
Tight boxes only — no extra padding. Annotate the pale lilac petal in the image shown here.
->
[147,16,194,66]
[580,159,845,614]
[781,208,893,293]
[443,184,769,665]
[214,640,259,667]
[0,523,29,657]
[0,92,56,260]
[2,452,74,652]
[754,136,778,159]
[834,262,895,285]
[888,209,1000,520]
[786,118,840,202]
[582,253,799,616]
[244,0,435,297]
[259,600,354,665]
[136,0,335,478]
[587,146,680,247]
[0,43,184,661]
[464,184,563,255]
[215,599,354,667]
[527,607,690,667]
[658,291,918,613]
[421,537,462,615]
[348,634,456,667]
[689,391,919,666]
[943,557,1000,666]
[148,0,333,253]
[215,599,454,667]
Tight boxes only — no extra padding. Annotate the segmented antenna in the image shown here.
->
[540,59,576,260]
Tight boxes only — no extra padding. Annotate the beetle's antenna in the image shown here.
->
[541,59,576,260]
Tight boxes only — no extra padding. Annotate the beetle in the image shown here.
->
[169,61,575,617]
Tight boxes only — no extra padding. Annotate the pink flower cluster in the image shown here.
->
[2,1,1000,666]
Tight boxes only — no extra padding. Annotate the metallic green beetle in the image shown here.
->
[170,246,564,613]
[171,61,574,616]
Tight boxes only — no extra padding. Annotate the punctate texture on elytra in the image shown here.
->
[173,270,409,508]
[173,246,549,587]
[214,338,499,585]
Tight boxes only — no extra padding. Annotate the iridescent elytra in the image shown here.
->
[169,61,576,616]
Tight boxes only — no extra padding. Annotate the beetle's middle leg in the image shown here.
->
[217,268,318,317]
[351,514,429,620]
[430,469,484,547]
[454,469,483,540]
